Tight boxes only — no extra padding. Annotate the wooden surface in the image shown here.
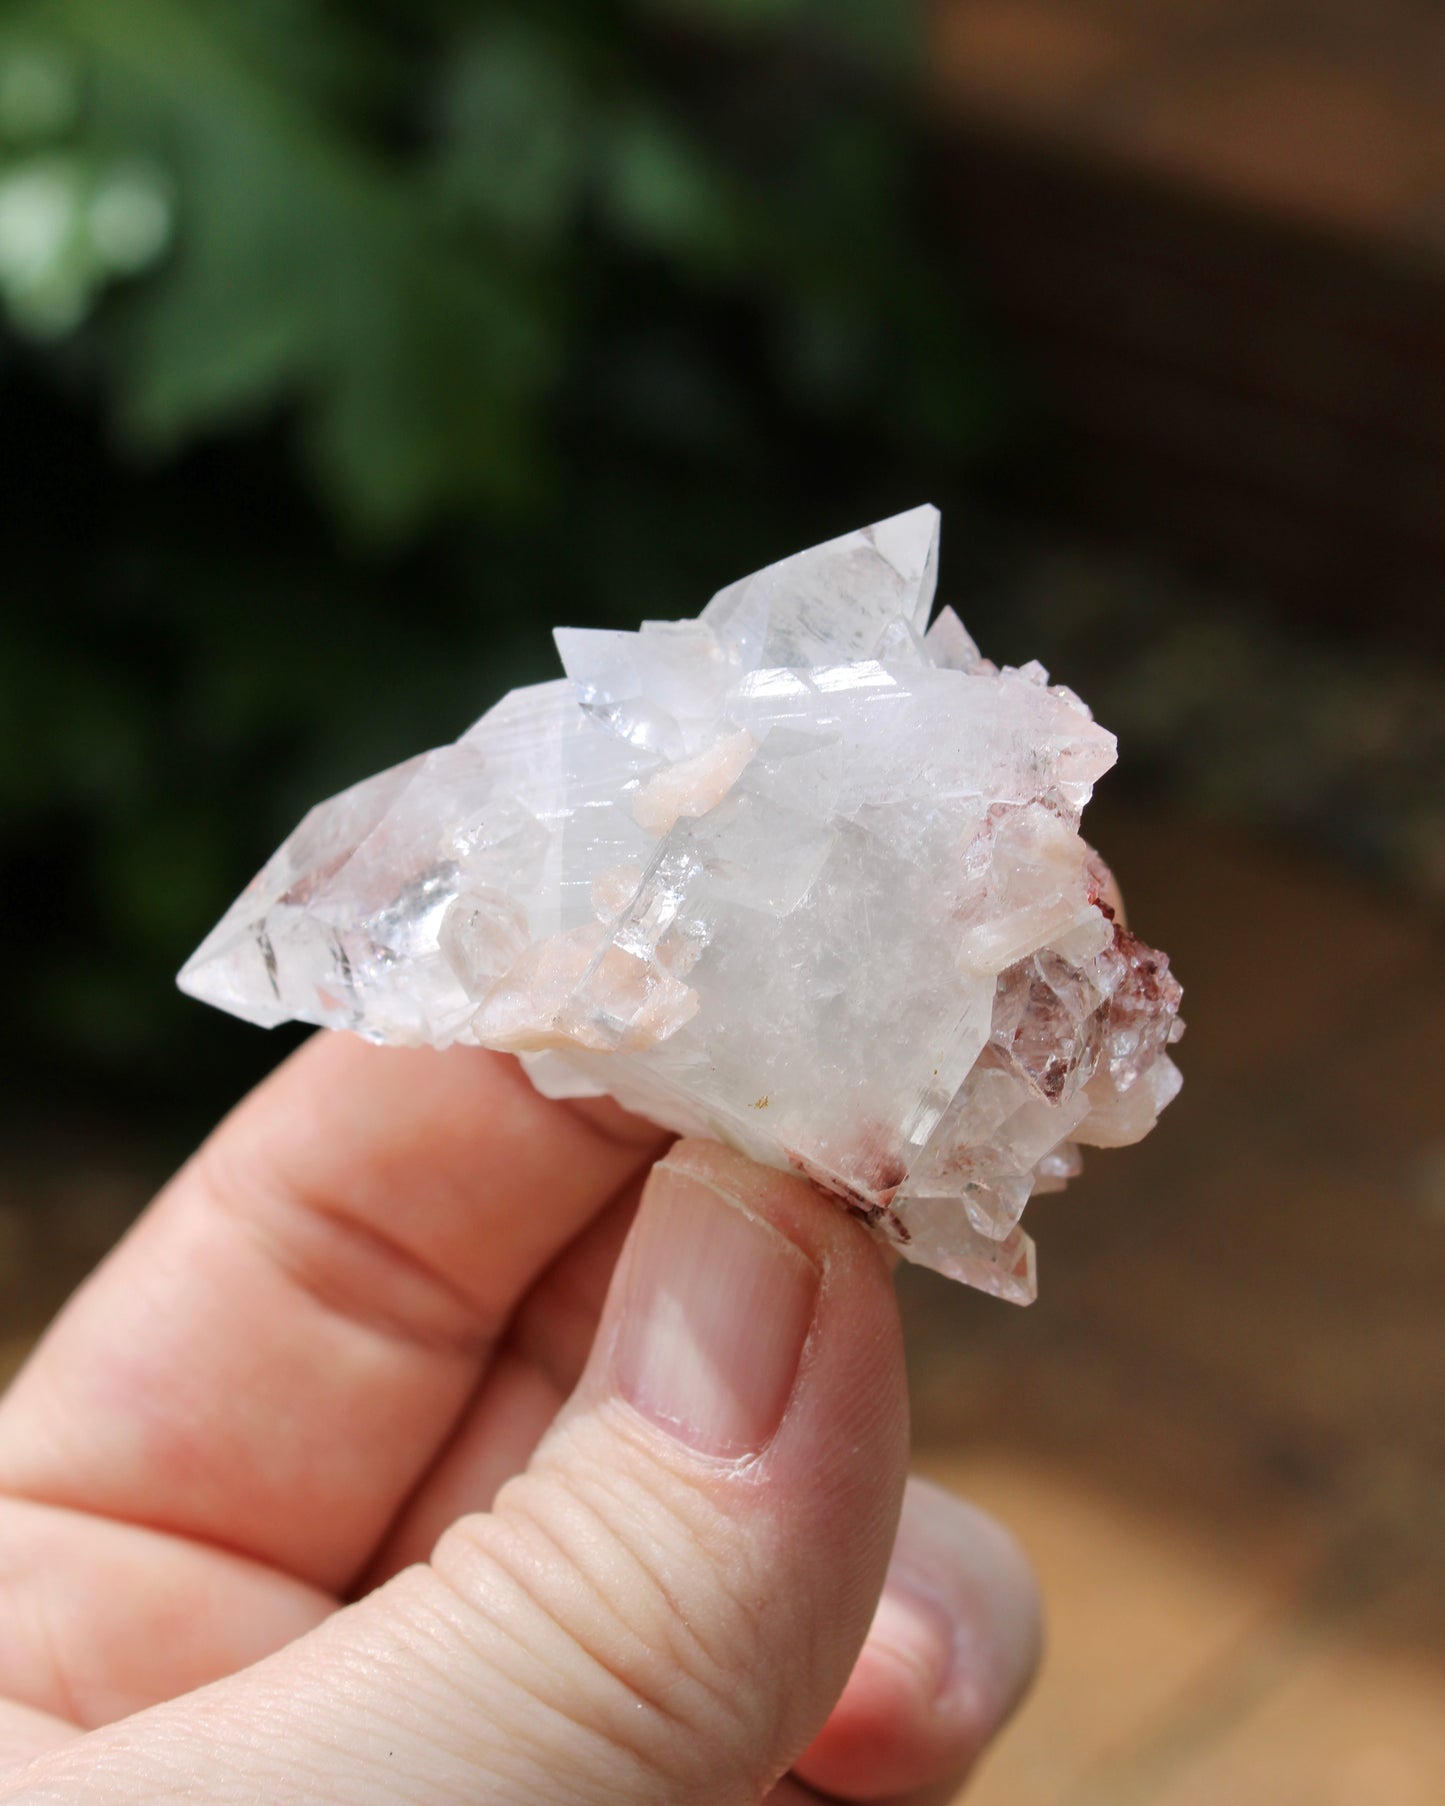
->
[3,802,1443,1800]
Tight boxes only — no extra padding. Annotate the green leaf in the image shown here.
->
[601,103,755,277]
[432,19,589,247]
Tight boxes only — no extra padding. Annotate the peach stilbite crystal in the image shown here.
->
[179,507,1183,1301]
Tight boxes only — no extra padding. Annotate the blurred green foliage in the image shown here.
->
[0,0,994,1116]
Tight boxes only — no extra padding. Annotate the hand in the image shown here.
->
[0,1036,1039,1803]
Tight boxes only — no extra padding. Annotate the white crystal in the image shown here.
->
[179,506,1184,1302]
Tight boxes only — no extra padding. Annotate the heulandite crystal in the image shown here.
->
[180,507,1183,1301]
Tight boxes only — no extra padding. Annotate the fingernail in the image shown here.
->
[612,1162,818,1458]
[890,1482,1043,1725]
[866,1582,958,1704]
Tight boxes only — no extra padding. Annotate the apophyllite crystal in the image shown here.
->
[180,507,1183,1301]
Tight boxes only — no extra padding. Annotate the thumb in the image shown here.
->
[11,1142,911,1805]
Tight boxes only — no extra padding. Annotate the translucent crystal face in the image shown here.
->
[179,506,1184,1301]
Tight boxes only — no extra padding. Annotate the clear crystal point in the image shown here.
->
[701,503,940,669]
[180,508,1184,1301]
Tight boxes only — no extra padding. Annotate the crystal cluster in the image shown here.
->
[180,507,1183,1301]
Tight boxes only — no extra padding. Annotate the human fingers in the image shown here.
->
[0,1497,331,1730]
[360,1180,1039,1797]
[0,1034,667,1594]
[376,1439,1039,1800]
[361,1176,643,1584]
[0,1702,76,1775]
[791,1479,1041,1800]
[376,1409,1039,1801]
[5,1141,910,1805]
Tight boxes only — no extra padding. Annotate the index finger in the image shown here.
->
[0,1034,667,1592]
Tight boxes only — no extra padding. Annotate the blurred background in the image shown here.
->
[1,2,1442,1799]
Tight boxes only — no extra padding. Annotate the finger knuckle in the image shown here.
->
[426,1440,773,1798]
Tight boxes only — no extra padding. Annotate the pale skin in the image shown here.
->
[0,1036,1041,1803]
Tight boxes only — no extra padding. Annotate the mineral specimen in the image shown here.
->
[179,507,1183,1301]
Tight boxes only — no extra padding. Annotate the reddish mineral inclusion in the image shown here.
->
[180,508,1183,1302]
